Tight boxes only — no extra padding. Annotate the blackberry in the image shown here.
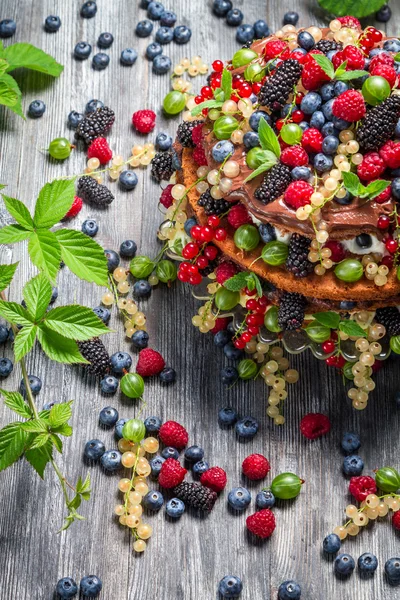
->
[75,106,115,145]
[151,150,176,181]
[173,481,217,512]
[77,177,114,206]
[356,94,400,152]
[375,307,400,337]
[77,337,111,377]
[176,119,203,148]
[259,59,303,110]
[285,233,313,278]
[254,163,291,204]
[198,189,231,215]
[314,39,342,54]
[278,292,306,331]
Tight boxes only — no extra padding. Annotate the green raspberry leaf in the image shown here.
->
[28,230,61,283]
[1,194,34,230]
[0,225,31,244]
[339,320,367,338]
[0,74,24,118]
[44,305,109,340]
[37,326,88,365]
[258,118,281,158]
[23,273,52,320]
[0,422,26,472]
[335,69,369,82]
[48,401,73,429]
[317,0,387,18]
[0,262,18,292]
[223,272,250,292]
[313,311,341,329]
[28,432,51,450]
[0,389,32,419]
[21,418,48,433]
[0,300,33,326]
[33,179,76,229]
[25,439,52,479]
[4,43,63,77]
[55,229,109,287]
[13,324,38,362]
[310,53,334,79]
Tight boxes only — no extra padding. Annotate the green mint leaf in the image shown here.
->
[33,179,76,229]
[13,325,37,362]
[23,273,52,320]
[51,433,63,453]
[0,422,26,472]
[0,262,18,292]
[0,389,32,419]
[52,423,73,437]
[313,311,340,329]
[246,273,263,298]
[339,320,367,338]
[342,171,363,197]
[4,43,63,77]
[44,305,109,340]
[336,69,369,82]
[310,53,334,79]
[364,179,391,200]
[0,74,24,118]
[317,0,387,18]
[223,272,250,292]
[0,300,33,326]
[394,53,400,63]
[1,194,34,230]
[333,61,347,79]
[37,326,88,364]
[28,432,51,450]
[244,159,277,183]
[221,68,233,100]
[49,401,73,429]
[191,99,222,116]
[28,230,61,283]
[0,224,31,244]
[25,439,52,479]
[55,229,109,287]
[258,118,281,157]
[21,418,48,433]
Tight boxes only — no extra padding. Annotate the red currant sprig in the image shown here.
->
[233,295,269,349]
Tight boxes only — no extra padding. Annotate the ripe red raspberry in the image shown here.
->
[284,180,313,210]
[193,145,207,166]
[246,509,276,538]
[210,317,230,334]
[370,64,397,88]
[227,203,252,229]
[357,152,385,181]
[301,53,331,90]
[332,90,366,122]
[343,45,365,70]
[136,348,165,377]
[370,53,394,70]
[379,141,400,168]
[323,240,346,263]
[132,109,156,133]
[349,475,377,502]
[200,466,227,492]
[242,454,270,480]
[300,413,331,440]
[393,511,400,531]
[159,420,189,449]
[159,184,174,208]
[374,183,392,204]
[65,196,83,218]
[158,458,187,488]
[263,40,289,61]
[191,123,204,146]
[215,261,238,285]
[301,128,323,153]
[337,16,361,29]
[280,146,308,167]
[87,137,112,164]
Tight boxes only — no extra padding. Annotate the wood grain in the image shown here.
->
[1,1,400,599]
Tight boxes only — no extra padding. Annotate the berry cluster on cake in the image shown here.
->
[151,16,400,416]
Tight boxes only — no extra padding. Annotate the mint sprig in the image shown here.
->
[342,171,390,200]
[311,54,368,83]
[312,311,367,338]
[224,271,263,297]
[191,68,233,116]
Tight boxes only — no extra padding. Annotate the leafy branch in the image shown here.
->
[311,54,368,83]
[224,271,263,297]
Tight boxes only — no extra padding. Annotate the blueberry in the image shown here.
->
[299,121,310,132]
[166,497,185,517]
[100,449,122,471]
[0,358,13,378]
[358,552,378,574]
[82,219,98,237]
[384,557,400,583]
[160,10,177,27]
[132,330,149,349]
[228,486,251,510]
[218,406,238,426]
[119,170,138,189]
[115,418,128,439]
[212,140,234,163]
[221,366,238,385]
[74,41,92,59]
[110,351,132,374]
[218,575,243,598]
[100,376,119,394]
[184,217,197,236]
[226,9,243,26]
[93,306,111,324]
[45,15,61,32]
[104,249,120,271]
[376,5,392,23]
[43,401,56,411]
[300,92,322,115]
[243,131,260,149]
[193,460,209,477]
[133,280,152,297]
[0,19,16,38]
[236,24,254,44]
[56,577,78,599]
[283,11,299,26]
[322,99,334,120]
[341,432,361,454]
[384,39,400,53]
[214,330,231,348]
[323,533,341,554]
[213,0,233,17]
[339,301,356,310]
[140,0,151,6]
[249,110,271,131]
[173,25,191,44]
[20,375,41,395]
[99,406,119,427]
[281,104,293,118]
[28,100,46,119]
[391,178,400,200]
[259,223,277,243]
[321,122,338,137]
[253,20,269,39]
[310,111,325,130]
[335,554,355,576]
[146,42,163,60]
[152,54,172,73]
[185,445,204,462]
[144,416,162,434]
[150,456,165,477]
[278,580,301,600]
[223,341,243,360]
[118,239,137,258]
[298,30,315,50]
[355,234,372,249]
[0,325,9,343]
[162,446,179,460]
[322,135,339,155]
[136,19,153,37]
[155,132,173,151]
[92,52,110,70]
[98,32,113,48]
[343,455,364,476]
[334,81,349,96]
[86,99,104,114]
[313,153,333,173]
[147,1,164,20]
[120,48,138,66]
[332,115,351,131]
[68,110,84,128]
[143,490,164,510]
[291,166,311,181]
[80,575,102,598]
[235,416,259,438]
[80,1,97,18]
[319,83,335,102]
[395,390,400,408]
[84,439,105,461]
[256,490,275,509]
[156,26,173,44]
[160,367,176,384]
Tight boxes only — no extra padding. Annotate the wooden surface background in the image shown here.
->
[1,1,400,598]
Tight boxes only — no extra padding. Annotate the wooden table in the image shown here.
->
[1,1,400,598]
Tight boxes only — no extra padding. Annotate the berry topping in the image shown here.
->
[284,180,313,210]
[263,39,289,61]
[136,348,166,377]
[357,152,385,181]
[301,127,323,153]
[379,140,400,169]
[158,458,187,488]
[300,413,331,440]
[215,261,238,285]
[242,454,270,480]
[301,52,331,90]
[227,203,252,229]
[246,508,276,538]
[332,90,366,122]
[280,145,308,167]
[159,420,189,449]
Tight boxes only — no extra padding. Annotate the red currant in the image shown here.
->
[377,215,390,229]
[201,85,213,99]
[291,109,305,123]
[247,325,259,336]
[232,74,243,88]
[295,92,304,105]
[246,299,258,310]
[258,296,268,307]
[178,270,189,282]
[367,27,382,42]
[200,226,215,243]
[381,255,394,268]
[182,242,199,259]
[196,256,209,269]
[191,225,203,240]
[180,261,191,272]
[244,287,257,296]
[238,82,252,98]
[212,60,223,73]
[321,340,336,354]
[252,82,262,94]
[189,273,202,285]
[241,331,253,343]
[325,354,346,368]
[234,338,246,349]
[204,245,218,260]
[276,118,285,131]
[208,215,220,228]
[188,264,199,275]
[210,75,221,89]
[215,227,227,241]
[385,238,398,254]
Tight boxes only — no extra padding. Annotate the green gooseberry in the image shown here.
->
[233,224,260,251]
[238,359,258,380]
[305,323,331,343]
[130,256,155,278]
[213,115,239,140]
[232,48,258,69]
[244,63,264,82]
[49,137,72,160]
[334,259,363,283]
[280,123,303,145]
[156,259,177,284]
[375,467,400,493]
[120,373,145,399]
[246,146,263,169]
[261,241,289,266]
[343,361,355,380]
[122,418,146,443]
[163,90,186,115]
[264,306,281,333]
[362,75,390,106]
[270,472,304,500]
[390,335,400,354]
[215,287,240,311]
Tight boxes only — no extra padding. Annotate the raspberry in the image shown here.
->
[191,123,204,146]
[158,458,187,488]
[374,183,392,204]
[87,137,112,164]
[132,109,156,133]
[242,454,270,480]
[323,240,345,263]
[370,53,394,70]
[159,184,174,208]
[246,509,276,538]
[210,317,230,334]
[332,90,366,122]
[136,348,165,377]
[64,196,82,218]
[357,152,385,181]
[263,40,290,61]
[301,128,323,153]
[283,180,313,210]
[215,261,238,285]
[370,64,397,88]
[342,45,365,70]
[337,16,361,29]
[300,413,331,440]
[349,475,377,502]
[393,511,400,531]
[379,140,400,169]
[159,420,189,449]
[227,203,252,229]
[200,466,227,492]
[280,145,308,167]
[301,52,331,90]
[193,145,207,166]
